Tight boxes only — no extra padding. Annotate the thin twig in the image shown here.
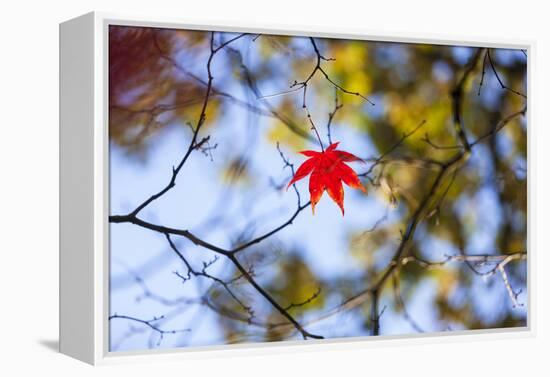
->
[262,37,374,107]
[451,48,485,151]
[477,50,488,96]
[165,234,255,321]
[228,253,323,339]
[109,314,191,347]
[392,273,425,332]
[327,88,343,144]
[284,287,322,311]
[128,32,229,217]
[486,50,527,98]
[359,119,427,179]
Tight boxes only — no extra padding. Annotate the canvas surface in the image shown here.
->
[107,25,528,352]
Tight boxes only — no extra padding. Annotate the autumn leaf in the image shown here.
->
[287,142,367,215]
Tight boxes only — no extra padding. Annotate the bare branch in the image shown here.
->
[262,37,374,107]
[128,32,224,217]
[228,253,324,339]
[109,314,190,347]
[401,251,526,307]
[327,88,343,144]
[358,119,427,180]
[400,252,526,270]
[486,50,527,98]
[392,273,425,332]
[229,47,316,143]
[422,133,463,151]
[284,287,322,311]
[276,142,302,206]
[470,106,527,147]
[369,289,383,336]
[165,234,255,320]
[477,50,488,96]
[498,264,523,308]
[451,48,485,151]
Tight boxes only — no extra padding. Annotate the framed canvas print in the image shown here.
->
[59,12,532,365]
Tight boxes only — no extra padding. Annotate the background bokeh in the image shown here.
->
[108,26,527,351]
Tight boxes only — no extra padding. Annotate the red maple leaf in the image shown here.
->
[287,142,367,215]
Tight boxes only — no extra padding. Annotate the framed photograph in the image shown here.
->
[60,12,531,365]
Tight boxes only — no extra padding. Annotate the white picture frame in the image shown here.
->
[59,11,534,365]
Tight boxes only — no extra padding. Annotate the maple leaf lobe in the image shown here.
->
[287,142,367,215]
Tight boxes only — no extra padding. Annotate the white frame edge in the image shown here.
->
[60,12,96,364]
[59,11,535,365]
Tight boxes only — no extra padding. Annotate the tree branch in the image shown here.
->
[109,314,191,347]
[485,50,527,99]
[128,32,246,218]
[261,37,375,108]
[392,272,425,332]
[358,119,427,181]
[165,234,255,320]
[450,48,484,151]
[228,253,324,339]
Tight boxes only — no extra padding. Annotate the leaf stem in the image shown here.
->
[305,108,324,152]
